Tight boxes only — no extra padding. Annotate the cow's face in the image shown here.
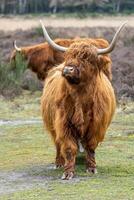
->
[62,64,81,84]
[62,42,98,85]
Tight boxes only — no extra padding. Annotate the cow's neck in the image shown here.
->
[67,74,97,103]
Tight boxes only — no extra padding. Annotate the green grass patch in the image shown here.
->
[0,91,42,120]
[0,124,54,171]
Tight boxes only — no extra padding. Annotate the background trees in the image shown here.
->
[0,0,133,14]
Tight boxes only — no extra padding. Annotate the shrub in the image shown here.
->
[0,53,27,98]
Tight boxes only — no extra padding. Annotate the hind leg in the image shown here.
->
[55,142,65,168]
[86,149,97,174]
[50,131,65,168]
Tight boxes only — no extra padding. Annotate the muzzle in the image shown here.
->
[62,65,80,84]
[62,66,75,76]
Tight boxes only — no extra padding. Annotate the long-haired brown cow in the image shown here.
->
[41,21,126,180]
[10,38,74,80]
[11,36,112,81]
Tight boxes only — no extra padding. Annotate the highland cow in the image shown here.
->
[40,21,126,180]
[10,38,74,80]
[11,36,112,81]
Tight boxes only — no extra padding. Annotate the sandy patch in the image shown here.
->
[0,15,134,32]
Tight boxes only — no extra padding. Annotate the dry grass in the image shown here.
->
[0,15,134,31]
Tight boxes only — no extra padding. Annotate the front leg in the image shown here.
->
[54,108,78,179]
[84,137,98,174]
[60,137,78,180]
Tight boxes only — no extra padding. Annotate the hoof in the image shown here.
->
[55,157,65,169]
[61,172,74,180]
[86,167,97,174]
[54,164,64,169]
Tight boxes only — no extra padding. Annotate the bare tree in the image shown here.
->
[18,0,27,14]
[0,0,5,13]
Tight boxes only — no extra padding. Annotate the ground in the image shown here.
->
[0,91,134,200]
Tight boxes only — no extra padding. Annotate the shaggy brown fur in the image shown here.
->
[10,38,112,81]
[41,42,116,180]
[10,38,74,80]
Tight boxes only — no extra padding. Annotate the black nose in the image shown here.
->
[63,66,74,75]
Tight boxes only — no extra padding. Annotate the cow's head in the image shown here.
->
[62,42,99,85]
[40,20,127,85]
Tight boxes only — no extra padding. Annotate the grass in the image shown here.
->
[0,92,134,199]
[0,90,42,120]
[0,124,54,170]
[1,177,134,200]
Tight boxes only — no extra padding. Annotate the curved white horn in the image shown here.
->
[13,40,21,52]
[97,21,127,55]
[40,20,68,52]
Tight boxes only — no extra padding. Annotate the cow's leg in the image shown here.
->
[54,110,77,179]
[86,149,97,174]
[60,137,78,180]
[84,137,98,174]
[55,142,65,168]
[50,130,65,168]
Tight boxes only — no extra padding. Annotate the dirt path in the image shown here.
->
[0,15,134,31]
[0,119,42,127]
[0,165,52,195]
[0,164,83,195]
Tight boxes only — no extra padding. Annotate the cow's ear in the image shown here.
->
[98,55,111,69]
[97,55,112,81]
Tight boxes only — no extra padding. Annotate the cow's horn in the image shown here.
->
[13,40,21,52]
[97,22,127,55]
[40,20,68,52]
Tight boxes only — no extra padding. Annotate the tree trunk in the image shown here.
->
[0,0,5,13]
[116,0,121,13]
